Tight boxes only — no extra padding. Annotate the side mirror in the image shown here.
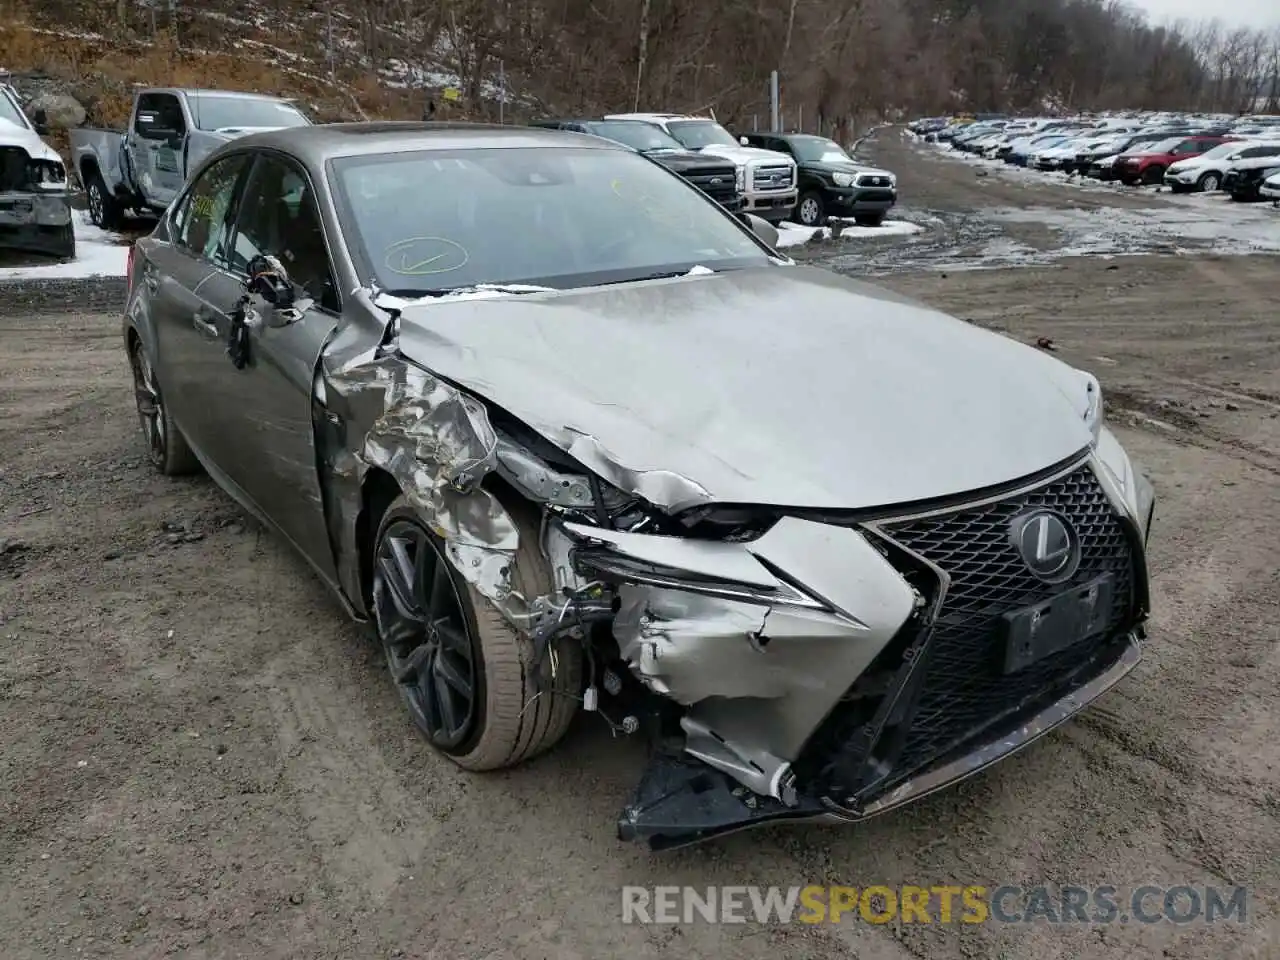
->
[740,212,778,248]
[739,135,750,146]
[245,254,297,310]
[31,108,48,135]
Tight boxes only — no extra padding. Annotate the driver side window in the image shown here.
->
[173,154,249,263]
[134,92,186,140]
[231,155,340,312]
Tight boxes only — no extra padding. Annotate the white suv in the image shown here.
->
[605,113,798,222]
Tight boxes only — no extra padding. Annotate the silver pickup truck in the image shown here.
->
[69,87,311,228]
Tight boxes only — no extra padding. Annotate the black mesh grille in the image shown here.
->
[683,167,738,203]
[874,463,1136,778]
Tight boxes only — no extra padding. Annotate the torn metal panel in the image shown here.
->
[318,331,538,624]
[611,520,917,798]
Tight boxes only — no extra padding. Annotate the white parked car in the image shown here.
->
[1165,141,1280,193]
[1261,170,1280,200]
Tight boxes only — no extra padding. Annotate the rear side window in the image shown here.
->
[172,154,250,262]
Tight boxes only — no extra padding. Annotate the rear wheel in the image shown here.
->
[129,336,199,475]
[795,191,826,227]
[372,496,582,770]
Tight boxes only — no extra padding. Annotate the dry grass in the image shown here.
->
[0,2,427,133]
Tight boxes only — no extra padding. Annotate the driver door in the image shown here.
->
[192,151,341,583]
[129,92,188,207]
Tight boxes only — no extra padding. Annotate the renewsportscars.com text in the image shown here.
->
[620,884,1248,926]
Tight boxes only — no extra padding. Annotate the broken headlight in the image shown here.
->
[27,159,66,188]
[572,543,827,609]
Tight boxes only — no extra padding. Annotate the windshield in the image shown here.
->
[0,89,30,129]
[584,121,685,153]
[787,136,851,162]
[664,120,739,149]
[1135,137,1183,154]
[1197,142,1243,160]
[187,94,310,131]
[330,147,770,295]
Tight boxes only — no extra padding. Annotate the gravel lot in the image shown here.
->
[2,132,1278,960]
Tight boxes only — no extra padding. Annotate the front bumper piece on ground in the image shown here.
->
[618,634,1142,850]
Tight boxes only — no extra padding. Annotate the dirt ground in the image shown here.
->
[2,133,1279,960]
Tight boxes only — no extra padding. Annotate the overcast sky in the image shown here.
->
[1127,0,1279,28]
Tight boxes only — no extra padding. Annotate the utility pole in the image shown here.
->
[326,3,335,80]
[498,60,506,123]
[770,70,779,131]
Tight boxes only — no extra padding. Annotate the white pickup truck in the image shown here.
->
[69,87,311,228]
[605,112,799,223]
[0,78,74,259]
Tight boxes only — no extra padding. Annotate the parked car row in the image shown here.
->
[535,113,900,227]
[911,111,1280,204]
[0,74,75,259]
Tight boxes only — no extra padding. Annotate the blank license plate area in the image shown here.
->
[0,198,34,217]
[1001,574,1114,674]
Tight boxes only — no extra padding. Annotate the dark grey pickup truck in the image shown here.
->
[69,87,311,227]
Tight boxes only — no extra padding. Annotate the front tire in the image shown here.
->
[129,336,198,475]
[795,191,826,227]
[1198,172,1221,193]
[372,496,582,771]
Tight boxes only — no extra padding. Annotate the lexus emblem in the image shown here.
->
[1011,509,1080,582]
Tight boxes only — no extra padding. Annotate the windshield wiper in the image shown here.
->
[381,283,556,300]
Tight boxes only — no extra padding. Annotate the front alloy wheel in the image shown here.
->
[1198,172,1221,192]
[371,497,583,771]
[374,519,479,750]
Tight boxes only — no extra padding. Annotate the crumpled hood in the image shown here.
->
[393,265,1095,512]
[0,117,62,163]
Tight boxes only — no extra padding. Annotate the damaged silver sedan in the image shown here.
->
[123,122,1156,850]
[0,82,74,259]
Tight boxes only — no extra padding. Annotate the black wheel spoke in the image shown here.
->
[377,550,420,623]
[436,621,470,659]
[374,518,478,751]
[434,650,473,700]
[425,555,447,620]
[392,642,433,685]
[432,670,459,734]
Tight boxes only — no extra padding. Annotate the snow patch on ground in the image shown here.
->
[0,211,128,281]
[775,218,924,249]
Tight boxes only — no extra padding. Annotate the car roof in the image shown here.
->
[147,87,296,103]
[224,121,624,163]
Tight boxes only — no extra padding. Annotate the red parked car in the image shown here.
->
[1114,135,1235,185]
